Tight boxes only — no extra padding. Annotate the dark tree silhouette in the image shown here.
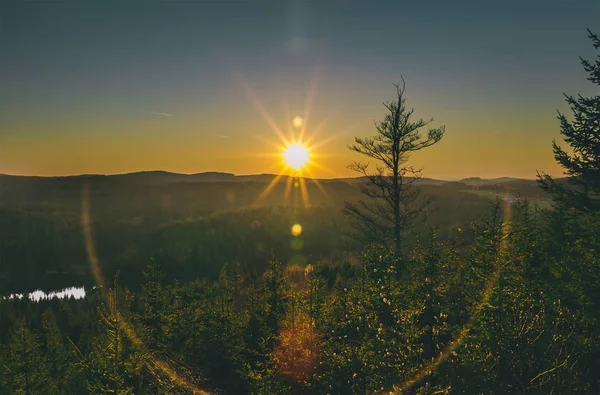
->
[538,29,600,212]
[345,77,445,265]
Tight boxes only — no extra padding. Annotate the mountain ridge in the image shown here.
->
[0,170,538,185]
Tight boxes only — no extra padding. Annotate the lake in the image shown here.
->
[2,286,87,302]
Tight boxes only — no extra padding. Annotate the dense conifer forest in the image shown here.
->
[1,29,599,395]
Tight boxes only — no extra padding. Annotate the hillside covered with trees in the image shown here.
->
[1,28,600,395]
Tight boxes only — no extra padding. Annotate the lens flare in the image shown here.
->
[291,223,303,236]
[81,184,211,395]
[292,115,303,129]
[234,70,337,207]
[283,143,310,171]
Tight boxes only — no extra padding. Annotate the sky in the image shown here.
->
[1,1,599,180]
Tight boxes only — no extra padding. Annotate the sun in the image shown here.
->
[283,143,310,171]
[234,72,341,206]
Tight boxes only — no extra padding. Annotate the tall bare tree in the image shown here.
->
[345,78,445,265]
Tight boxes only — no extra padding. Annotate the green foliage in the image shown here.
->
[78,284,138,394]
[1,198,600,393]
[2,33,600,393]
[346,79,445,261]
[539,30,600,212]
[0,318,48,394]
[1,178,509,295]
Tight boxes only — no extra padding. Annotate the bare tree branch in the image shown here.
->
[344,78,445,274]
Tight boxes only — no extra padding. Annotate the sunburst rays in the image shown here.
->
[234,68,336,207]
[283,143,310,170]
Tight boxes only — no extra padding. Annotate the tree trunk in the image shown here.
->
[392,106,402,265]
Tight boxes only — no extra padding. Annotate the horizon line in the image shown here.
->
[0,169,540,181]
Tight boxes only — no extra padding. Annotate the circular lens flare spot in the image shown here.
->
[284,143,310,171]
[292,115,303,129]
[291,237,303,251]
[291,223,303,236]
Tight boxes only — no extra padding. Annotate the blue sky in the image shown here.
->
[1,1,599,178]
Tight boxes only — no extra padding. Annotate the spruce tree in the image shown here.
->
[539,30,600,212]
[345,78,445,266]
[0,318,49,395]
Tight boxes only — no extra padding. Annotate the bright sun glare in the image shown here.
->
[237,71,341,206]
[283,143,310,171]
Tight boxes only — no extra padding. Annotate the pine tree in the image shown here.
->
[538,30,600,212]
[536,30,600,393]
[139,261,167,349]
[345,78,445,268]
[79,282,137,394]
[40,308,81,394]
[264,256,288,335]
[0,318,49,395]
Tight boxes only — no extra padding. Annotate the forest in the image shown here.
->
[0,30,599,395]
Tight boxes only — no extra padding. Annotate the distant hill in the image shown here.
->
[0,171,543,188]
[0,171,237,186]
[459,177,534,186]
[75,171,239,185]
[0,170,549,294]
[330,176,448,186]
